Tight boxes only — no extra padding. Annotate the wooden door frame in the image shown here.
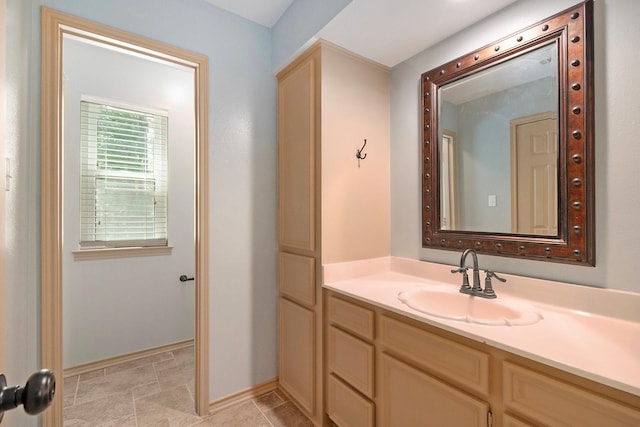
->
[40,8,209,425]
[509,111,557,233]
[0,0,7,404]
[440,130,458,230]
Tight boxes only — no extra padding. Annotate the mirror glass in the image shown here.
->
[438,43,558,235]
[422,1,595,265]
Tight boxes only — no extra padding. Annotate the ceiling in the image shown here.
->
[203,0,295,28]
[442,43,556,105]
[204,0,520,67]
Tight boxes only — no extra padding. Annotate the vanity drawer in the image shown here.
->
[503,362,640,427]
[279,252,315,306]
[328,295,374,340]
[327,374,374,427]
[328,326,375,398]
[379,315,489,396]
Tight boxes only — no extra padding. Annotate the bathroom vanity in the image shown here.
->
[323,257,640,427]
[276,41,390,426]
[276,3,633,426]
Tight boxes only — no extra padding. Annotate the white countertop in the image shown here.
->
[322,257,640,397]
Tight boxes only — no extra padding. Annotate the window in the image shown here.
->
[80,99,168,248]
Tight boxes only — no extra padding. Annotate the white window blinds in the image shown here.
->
[80,100,168,248]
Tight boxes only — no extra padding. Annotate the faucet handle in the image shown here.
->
[484,270,506,282]
[482,270,505,299]
[451,267,472,293]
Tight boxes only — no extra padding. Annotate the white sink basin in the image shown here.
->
[397,287,542,326]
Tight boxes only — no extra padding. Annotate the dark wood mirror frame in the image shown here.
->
[422,0,594,265]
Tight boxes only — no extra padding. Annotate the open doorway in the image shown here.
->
[61,34,197,424]
[40,8,210,426]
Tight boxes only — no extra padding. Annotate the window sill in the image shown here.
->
[73,246,173,261]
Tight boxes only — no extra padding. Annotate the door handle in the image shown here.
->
[0,369,56,421]
[179,275,194,282]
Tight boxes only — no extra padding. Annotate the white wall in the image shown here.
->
[5,1,278,424]
[271,0,351,73]
[4,0,39,425]
[390,0,640,292]
[62,38,195,367]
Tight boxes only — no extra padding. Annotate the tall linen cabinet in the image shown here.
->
[277,42,390,426]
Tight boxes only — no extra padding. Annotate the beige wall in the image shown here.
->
[321,46,390,264]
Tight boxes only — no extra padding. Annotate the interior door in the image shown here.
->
[511,114,558,235]
[0,0,7,401]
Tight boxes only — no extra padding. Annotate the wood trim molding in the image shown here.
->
[72,246,173,261]
[40,9,63,425]
[63,339,194,378]
[194,38,210,416]
[208,378,279,414]
[0,1,7,415]
[40,7,210,425]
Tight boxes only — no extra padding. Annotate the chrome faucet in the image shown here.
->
[452,249,481,293]
[451,249,506,299]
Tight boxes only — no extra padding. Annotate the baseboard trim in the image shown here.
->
[64,338,194,378]
[209,378,279,414]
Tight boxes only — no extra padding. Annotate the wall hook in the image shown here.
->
[356,139,368,168]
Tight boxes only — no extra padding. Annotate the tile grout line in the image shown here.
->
[251,399,276,427]
[138,358,161,427]
[64,350,197,426]
[131,389,140,427]
[68,347,306,427]
[72,375,80,407]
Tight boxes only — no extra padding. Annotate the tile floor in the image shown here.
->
[63,345,312,426]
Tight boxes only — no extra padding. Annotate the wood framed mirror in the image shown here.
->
[422,0,594,265]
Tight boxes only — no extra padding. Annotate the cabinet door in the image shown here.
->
[278,58,316,252]
[279,298,315,415]
[379,353,488,427]
[279,252,315,306]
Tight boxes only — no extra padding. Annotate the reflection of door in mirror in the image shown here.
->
[440,130,458,230]
[510,112,558,235]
